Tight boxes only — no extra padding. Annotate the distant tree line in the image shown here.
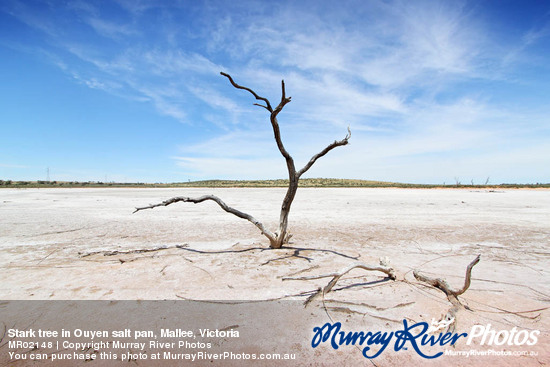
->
[0,179,548,189]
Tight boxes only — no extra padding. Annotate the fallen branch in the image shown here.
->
[283,261,396,306]
[413,254,480,306]
[79,245,177,258]
[325,299,415,311]
[413,254,481,333]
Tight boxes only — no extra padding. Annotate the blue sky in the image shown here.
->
[1,0,549,184]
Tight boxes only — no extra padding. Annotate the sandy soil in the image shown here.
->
[1,187,549,366]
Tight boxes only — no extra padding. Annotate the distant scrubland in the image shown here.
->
[1,179,548,189]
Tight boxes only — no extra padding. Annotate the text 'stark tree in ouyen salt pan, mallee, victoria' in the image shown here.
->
[134,72,351,249]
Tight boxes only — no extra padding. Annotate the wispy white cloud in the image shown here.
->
[522,21,550,46]
[501,19,550,69]
[111,0,162,16]
[85,17,138,39]
[130,84,188,122]
[187,85,244,121]
[142,51,222,76]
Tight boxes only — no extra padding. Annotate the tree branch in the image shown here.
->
[413,254,480,300]
[220,72,295,172]
[253,103,271,111]
[273,80,292,115]
[297,127,351,178]
[456,253,481,295]
[134,195,277,244]
[413,255,481,334]
[283,261,396,306]
[220,72,272,112]
[270,81,293,164]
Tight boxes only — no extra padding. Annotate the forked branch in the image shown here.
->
[221,72,294,165]
[134,195,277,244]
[413,255,481,333]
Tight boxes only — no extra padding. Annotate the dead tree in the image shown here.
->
[134,72,351,249]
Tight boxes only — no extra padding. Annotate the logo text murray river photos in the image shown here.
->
[311,320,539,359]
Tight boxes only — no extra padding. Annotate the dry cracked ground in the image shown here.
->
[1,187,549,366]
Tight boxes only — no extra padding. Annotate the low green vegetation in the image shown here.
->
[0,179,548,189]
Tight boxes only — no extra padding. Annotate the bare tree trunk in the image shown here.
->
[135,72,350,249]
[275,176,298,248]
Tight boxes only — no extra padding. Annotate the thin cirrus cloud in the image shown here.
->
[1,0,549,183]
